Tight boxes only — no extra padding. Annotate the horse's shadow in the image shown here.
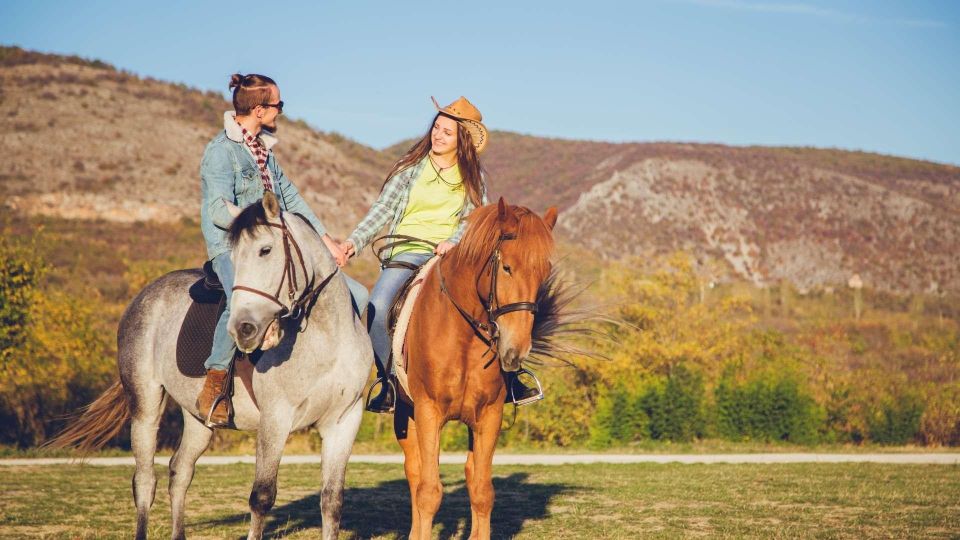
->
[199,471,575,539]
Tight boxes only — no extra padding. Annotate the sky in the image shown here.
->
[3,0,959,164]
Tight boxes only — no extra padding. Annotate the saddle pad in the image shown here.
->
[392,256,440,398]
[176,298,226,377]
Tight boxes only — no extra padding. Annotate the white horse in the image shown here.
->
[48,192,373,540]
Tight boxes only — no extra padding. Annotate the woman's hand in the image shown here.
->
[339,240,356,259]
[434,241,455,256]
[322,234,348,267]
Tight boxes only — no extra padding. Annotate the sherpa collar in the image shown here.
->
[223,111,279,150]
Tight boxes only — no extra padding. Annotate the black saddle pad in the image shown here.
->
[176,297,226,377]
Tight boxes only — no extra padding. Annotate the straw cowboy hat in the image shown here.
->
[431,96,489,153]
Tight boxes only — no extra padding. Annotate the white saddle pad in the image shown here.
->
[392,256,440,398]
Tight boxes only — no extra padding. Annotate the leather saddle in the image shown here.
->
[177,261,227,377]
[188,260,225,304]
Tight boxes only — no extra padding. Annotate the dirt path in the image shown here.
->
[3,453,958,466]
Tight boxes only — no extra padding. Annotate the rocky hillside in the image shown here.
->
[0,46,393,236]
[477,134,960,293]
[5,47,959,293]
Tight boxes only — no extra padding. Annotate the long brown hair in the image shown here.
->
[383,113,485,208]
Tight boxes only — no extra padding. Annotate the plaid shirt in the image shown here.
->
[238,124,273,192]
[347,156,488,256]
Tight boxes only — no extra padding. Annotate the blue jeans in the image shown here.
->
[203,252,369,370]
[368,251,433,376]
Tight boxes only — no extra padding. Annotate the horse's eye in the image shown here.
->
[502,264,512,275]
[259,246,272,257]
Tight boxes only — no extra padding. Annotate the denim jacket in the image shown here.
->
[200,112,328,259]
[346,156,488,256]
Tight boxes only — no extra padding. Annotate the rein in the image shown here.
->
[437,232,539,367]
[373,234,438,270]
[232,214,339,324]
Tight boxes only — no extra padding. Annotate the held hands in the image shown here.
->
[339,240,356,260]
[322,234,348,267]
[434,241,455,256]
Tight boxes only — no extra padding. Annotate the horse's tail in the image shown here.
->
[43,380,130,453]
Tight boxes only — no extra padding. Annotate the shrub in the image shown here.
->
[640,365,706,442]
[715,371,822,443]
[867,392,924,445]
[589,383,649,447]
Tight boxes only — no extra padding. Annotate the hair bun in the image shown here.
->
[229,73,244,90]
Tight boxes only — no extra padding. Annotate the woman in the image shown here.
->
[341,96,540,413]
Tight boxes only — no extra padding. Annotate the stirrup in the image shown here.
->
[203,394,231,428]
[364,376,396,413]
[202,360,235,428]
[509,367,544,407]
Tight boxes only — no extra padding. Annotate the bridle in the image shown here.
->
[232,214,339,324]
[437,232,539,366]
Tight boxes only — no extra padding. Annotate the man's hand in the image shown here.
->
[434,241,455,256]
[322,234,348,267]
[339,240,356,259]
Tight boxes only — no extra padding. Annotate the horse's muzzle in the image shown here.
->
[230,319,262,353]
[499,347,522,372]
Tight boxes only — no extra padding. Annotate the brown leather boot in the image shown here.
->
[196,369,230,426]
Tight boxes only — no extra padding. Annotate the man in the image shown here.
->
[197,73,365,426]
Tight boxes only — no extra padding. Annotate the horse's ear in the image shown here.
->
[226,200,243,219]
[543,207,558,230]
[497,197,519,231]
[262,191,280,219]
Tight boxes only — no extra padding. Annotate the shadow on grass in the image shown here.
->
[198,471,575,539]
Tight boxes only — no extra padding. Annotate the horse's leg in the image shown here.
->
[247,412,294,540]
[465,405,503,540]
[168,409,213,540]
[316,399,363,540]
[130,384,166,540]
[413,401,444,540]
[394,400,422,539]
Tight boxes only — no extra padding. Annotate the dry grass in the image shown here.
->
[1,462,958,538]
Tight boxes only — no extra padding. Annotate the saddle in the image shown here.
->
[176,262,226,377]
[389,257,441,398]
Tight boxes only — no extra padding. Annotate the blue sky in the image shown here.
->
[3,0,958,164]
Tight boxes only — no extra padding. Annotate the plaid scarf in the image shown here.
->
[239,124,273,192]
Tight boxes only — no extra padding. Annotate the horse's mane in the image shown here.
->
[227,202,270,246]
[448,204,554,276]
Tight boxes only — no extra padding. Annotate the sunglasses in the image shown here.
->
[261,100,284,113]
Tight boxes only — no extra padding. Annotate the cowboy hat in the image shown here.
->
[431,96,489,153]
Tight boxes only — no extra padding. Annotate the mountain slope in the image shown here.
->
[0,46,392,236]
[4,47,959,292]
[478,133,960,292]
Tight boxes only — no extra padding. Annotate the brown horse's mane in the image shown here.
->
[448,204,554,276]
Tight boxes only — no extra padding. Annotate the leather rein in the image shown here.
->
[232,214,339,324]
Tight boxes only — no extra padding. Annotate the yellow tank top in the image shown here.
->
[392,157,465,256]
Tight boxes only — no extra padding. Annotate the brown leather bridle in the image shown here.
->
[437,232,539,367]
[232,214,339,323]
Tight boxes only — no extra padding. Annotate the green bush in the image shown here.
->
[715,371,822,443]
[640,365,706,442]
[867,393,924,445]
[589,383,649,447]
[589,365,706,446]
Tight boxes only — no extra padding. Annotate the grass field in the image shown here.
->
[2,462,958,538]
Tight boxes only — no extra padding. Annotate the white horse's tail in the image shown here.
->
[43,380,130,453]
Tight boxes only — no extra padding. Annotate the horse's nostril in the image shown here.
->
[238,322,258,340]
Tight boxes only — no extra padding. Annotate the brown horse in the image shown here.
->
[394,198,558,540]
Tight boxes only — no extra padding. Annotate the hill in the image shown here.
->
[480,134,960,292]
[4,46,959,292]
[0,46,393,236]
